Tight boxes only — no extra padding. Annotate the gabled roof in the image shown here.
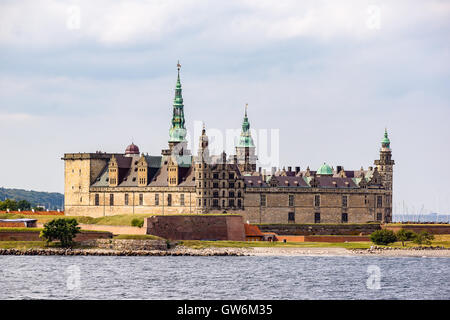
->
[244,224,264,237]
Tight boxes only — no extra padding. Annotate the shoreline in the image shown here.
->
[1,246,449,257]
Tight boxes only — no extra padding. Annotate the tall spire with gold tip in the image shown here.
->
[169,61,187,143]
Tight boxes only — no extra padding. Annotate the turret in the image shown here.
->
[235,104,257,173]
[374,129,394,190]
[374,128,395,222]
[195,124,211,213]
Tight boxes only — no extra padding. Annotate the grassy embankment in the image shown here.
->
[1,235,449,250]
[179,235,450,249]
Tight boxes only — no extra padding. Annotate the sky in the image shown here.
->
[0,0,449,214]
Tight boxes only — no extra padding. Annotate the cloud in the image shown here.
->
[2,0,450,48]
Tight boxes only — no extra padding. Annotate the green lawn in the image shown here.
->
[0,227,44,232]
[113,234,164,240]
[0,241,95,249]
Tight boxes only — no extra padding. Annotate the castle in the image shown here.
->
[63,63,394,223]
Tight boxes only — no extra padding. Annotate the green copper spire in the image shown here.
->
[381,128,390,149]
[169,61,187,143]
[237,103,255,148]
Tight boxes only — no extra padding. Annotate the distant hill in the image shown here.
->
[0,187,64,210]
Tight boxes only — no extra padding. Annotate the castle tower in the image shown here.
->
[168,61,188,156]
[195,124,211,213]
[108,155,119,187]
[235,104,257,173]
[374,129,395,222]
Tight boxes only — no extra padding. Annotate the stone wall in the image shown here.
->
[257,223,381,235]
[145,215,246,241]
[0,230,112,241]
[81,239,167,250]
[241,188,391,224]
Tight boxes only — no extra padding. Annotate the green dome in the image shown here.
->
[317,162,333,175]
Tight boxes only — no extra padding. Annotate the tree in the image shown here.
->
[0,199,18,211]
[17,200,31,211]
[131,218,144,228]
[396,229,416,246]
[40,218,81,248]
[370,229,397,245]
[412,231,434,245]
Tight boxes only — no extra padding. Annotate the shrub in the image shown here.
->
[370,229,397,245]
[131,218,144,228]
[40,218,81,248]
[396,229,416,246]
[412,231,434,245]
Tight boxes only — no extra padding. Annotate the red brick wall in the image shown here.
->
[276,235,370,242]
[0,222,26,228]
[145,215,246,241]
[0,230,112,241]
[383,225,450,234]
[257,223,381,235]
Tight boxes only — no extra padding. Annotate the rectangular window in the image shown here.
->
[314,195,320,207]
[180,194,185,206]
[342,195,348,208]
[341,213,348,223]
[124,194,129,206]
[289,194,294,207]
[288,212,295,223]
[139,194,143,206]
[110,194,114,206]
[213,173,219,179]
[213,199,219,207]
[314,212,320,223]
[237,199,242,208]
[155,194,159,206]
[377,212,383,221]
[213,182,219,188]
[229,199,235,207]
[260,194,266,207]
[95,194,99,206]
[167,194,172,206]
[377,196,383,208]
[229,182,235,188]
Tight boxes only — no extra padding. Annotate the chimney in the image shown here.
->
[271,167,276,175]
[295,166,300,174]
[258,167,262,174]
[288,166,292,172]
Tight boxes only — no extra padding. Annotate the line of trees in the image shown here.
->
[0,199,44,211]
[370,228,435,246]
